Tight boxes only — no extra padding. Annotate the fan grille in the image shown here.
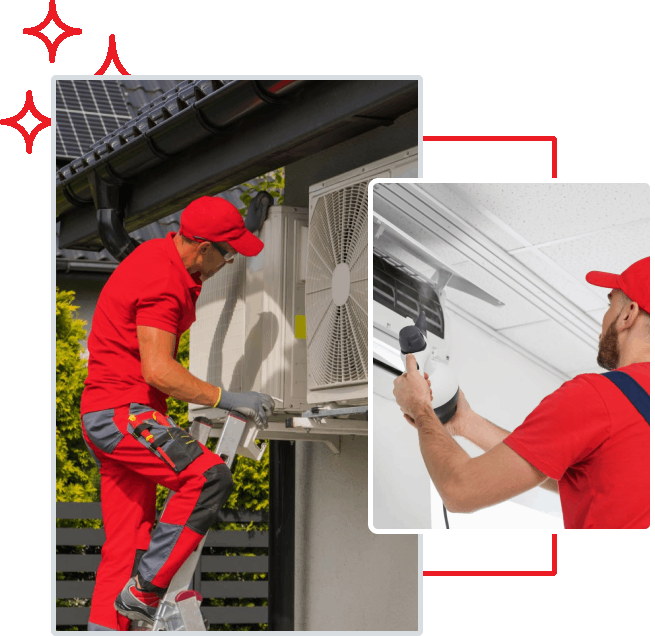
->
[306,180,369,389]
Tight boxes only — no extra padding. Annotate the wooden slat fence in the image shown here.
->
[56,502,268,630]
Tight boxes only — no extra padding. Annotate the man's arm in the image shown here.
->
[412,403,476,511]
[393,355,552,512]
[137,325,220,407]
[451,430,548,512]
[414,405,550,512]
[454,411,559,495]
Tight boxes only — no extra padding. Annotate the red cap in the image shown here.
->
[179,196,264,257]
[586,257,650,314]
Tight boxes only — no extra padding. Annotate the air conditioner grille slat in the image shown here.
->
[307,181,370,390]
[372,249,445,339]
[305,147,418,401]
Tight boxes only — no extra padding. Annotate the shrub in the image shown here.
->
[56,288,98,504]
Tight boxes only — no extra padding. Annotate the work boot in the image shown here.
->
[114,577,160,626]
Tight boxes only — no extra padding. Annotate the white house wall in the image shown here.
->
[294,436,419,630]
[372,364,432,530]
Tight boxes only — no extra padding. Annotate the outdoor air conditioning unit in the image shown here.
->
[189,206,309,414]
[305,147,418,405]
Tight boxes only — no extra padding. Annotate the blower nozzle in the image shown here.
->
[399,311,459,424]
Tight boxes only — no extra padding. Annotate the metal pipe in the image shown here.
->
[268,440,295,631]
[90,172,141,262]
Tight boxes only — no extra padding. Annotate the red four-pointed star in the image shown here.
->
[23,0,82,63]
[0,91,51,154]
[95,34,130,75]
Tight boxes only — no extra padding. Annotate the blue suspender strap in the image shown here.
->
[602,371,650,425]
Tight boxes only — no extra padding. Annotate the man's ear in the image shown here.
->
[620,301,640,331]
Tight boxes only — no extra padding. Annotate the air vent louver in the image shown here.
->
[373,249,445,339]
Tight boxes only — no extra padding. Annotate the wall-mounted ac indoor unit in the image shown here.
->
[372,248,451,373]
[371,185,504,374]
[189,206,309,415]
[305,147,418,405]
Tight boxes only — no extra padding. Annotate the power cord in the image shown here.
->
[371,358,453,530]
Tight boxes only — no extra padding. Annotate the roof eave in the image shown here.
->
[57,79,419,251]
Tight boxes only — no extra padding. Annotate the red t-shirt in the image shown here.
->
[81,233,202,415]
[504,362,649,529]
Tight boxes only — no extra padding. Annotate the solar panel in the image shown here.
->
[56,80,132,160]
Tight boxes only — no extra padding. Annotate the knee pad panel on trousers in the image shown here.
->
[82,409,123,455]
[186,463,234,534]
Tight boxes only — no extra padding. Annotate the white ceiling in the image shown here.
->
[373,182,650,378]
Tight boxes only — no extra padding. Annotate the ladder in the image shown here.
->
[131,412,267,631]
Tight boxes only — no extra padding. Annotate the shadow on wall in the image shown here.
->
[231,311,280,392]
[206,285,240,389]
[207,308,280,393]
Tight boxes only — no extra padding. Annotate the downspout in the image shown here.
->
[268,440,295,630]
[89,172,141,262]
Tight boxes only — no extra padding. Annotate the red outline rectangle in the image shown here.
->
[423,136,557,576]
[423,534,557,577]
[423,135,558,178]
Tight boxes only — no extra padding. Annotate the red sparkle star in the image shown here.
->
[0,91,51,154]
[23,0,82,63]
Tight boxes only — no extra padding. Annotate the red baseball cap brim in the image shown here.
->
[585,271,621,289]
[585,256,650,314]
[227,228,264,257]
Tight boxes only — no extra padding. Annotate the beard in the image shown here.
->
[597,315,620,370]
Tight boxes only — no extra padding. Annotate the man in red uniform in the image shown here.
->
[393,257,649,529]
[80,196,276,630]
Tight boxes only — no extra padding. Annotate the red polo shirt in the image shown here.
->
[504,362,649,529]
[81,233,202,416]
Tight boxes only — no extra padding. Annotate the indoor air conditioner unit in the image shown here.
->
[372,248,452,374]
[371,186,504,375]
[305,147,418,404]
[189,205,309,415]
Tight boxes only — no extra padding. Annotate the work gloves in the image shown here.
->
[218,390,276,428]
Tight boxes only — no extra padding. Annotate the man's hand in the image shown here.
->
[393,354,433,421]
[218,390,276,428]
[403,372,433,429]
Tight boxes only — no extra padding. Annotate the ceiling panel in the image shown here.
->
[500,320,602,375]
[414,183,526,253]
[450,183,649,245]
[512,249,608,313]
[538,218,650,288]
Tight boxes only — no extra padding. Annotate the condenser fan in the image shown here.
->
[306,180,369,390]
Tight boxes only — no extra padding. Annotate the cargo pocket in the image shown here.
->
[129,418,204,473]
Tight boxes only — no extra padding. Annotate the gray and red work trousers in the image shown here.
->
[81,403,233,631]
